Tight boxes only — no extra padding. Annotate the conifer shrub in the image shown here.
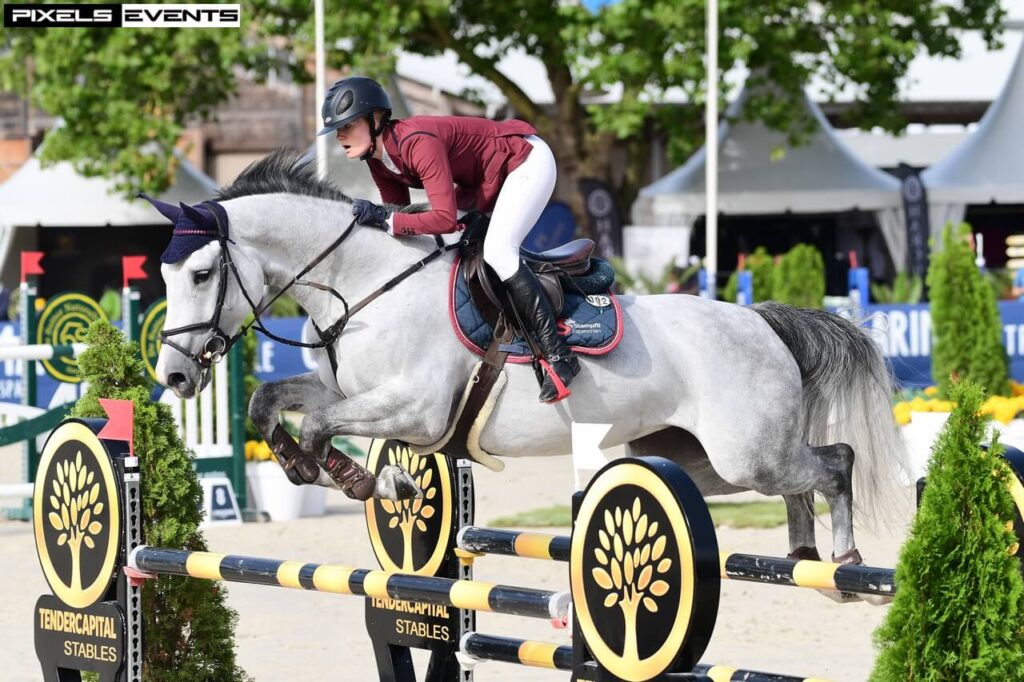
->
[72,320,249,681]
[928,222,1009,399]
[771,243,824,309]
[722,246,775,303]
[871,380,1024,680]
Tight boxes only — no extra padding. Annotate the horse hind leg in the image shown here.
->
[808,442,858,564]
[805,442,892,604]
[783,492,820,561]
[748,439,863,601]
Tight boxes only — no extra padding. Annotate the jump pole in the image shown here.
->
[31,418,846,681]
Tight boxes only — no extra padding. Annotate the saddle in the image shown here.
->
[458,212,595,327]
[415,213,621,472]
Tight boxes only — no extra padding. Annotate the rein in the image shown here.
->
[160,206,466,371]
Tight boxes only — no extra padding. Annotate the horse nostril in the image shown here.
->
[168,372,188,389]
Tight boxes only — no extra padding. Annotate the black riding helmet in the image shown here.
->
[318,76,392,161]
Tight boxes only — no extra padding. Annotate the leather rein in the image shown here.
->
[159,206,466,373]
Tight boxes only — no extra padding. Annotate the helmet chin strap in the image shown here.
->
[359,112,391,161]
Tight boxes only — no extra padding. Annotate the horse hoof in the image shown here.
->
[832,548,863,566]
[787,546,822,561]
[374,465,422,501]
[818,589,861,604]
[813,548,866,603]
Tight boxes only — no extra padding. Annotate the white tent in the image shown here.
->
[922,38,1024,235]
[0,149,218,281]
[630,86,906,273]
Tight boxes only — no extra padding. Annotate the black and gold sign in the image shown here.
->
[140,298,167,383]
[34,419,125,681]
[364,440,460,651]
[35,292,107,382]
[365,440,454,577]
[571,457,719,681]
[34,594,125,681]
[34,420,121,609]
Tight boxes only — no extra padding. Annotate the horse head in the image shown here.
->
[142,194,265,399]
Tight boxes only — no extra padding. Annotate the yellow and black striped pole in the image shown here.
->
[459,632,832,681]
[129,547,570,620]
[458,526,897,598]
[720,552,895,596]
[457,526,569,562]
[692,662,834,682]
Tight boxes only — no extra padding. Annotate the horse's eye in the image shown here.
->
[193,270,212,285]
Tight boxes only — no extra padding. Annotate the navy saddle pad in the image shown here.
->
[448,257,623,363]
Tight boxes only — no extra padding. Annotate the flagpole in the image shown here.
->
[314,0,327,180]
[704,0,718,299]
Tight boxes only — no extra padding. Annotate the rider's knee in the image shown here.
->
[482,239,518,280]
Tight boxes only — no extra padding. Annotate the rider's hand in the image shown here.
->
[352,199,392,231]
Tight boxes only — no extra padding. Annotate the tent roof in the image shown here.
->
[632,87,901,223]
[921,39,1024,204]
[0,149,218,228]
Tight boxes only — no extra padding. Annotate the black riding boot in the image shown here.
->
[504,267,580,402]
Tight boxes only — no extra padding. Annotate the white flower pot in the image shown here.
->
[901,411,950,482]
[246,461,305,521]
[300,484,327,517]
[901,412,1024,483]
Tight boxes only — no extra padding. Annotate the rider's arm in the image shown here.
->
[390,134,459,237]
[368,162,412,206]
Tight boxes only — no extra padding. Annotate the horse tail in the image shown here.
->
[752,302,907,527]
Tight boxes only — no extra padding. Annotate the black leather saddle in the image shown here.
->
[457,212,595,327]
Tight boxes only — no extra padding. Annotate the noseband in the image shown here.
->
[160,204,464,374]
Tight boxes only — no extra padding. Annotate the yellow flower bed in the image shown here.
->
[245,440,274,462]
[894,381,1024,425]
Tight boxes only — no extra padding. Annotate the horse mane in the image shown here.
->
[214,147,425,214]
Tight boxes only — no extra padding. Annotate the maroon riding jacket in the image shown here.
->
[366,116,537,236]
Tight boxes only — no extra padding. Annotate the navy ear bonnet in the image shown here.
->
[139,194,229,264]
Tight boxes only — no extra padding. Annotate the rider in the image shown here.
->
[318,76,579,403]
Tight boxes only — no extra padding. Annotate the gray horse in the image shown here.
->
[152,150,906,571]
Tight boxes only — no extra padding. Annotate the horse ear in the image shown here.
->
[138,193,181,223]
[180,202,213,228]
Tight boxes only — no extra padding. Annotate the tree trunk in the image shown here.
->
[540,64,618,241]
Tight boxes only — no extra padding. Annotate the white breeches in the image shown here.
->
[483,135,557,281]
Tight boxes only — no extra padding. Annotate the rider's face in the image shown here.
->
[335,118,371,159]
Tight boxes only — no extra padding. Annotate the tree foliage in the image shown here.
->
[72,321,249,681]
[0,1,257,195]
[928,222,1009,399]
[771,243,824,309]
[0,0,1006,204]
[871,380,1024,680]
[722,246,774,303]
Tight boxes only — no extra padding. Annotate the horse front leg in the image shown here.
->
[249,372,346,490]
[299,384,441,502]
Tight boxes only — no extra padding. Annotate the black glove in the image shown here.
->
[352,199,392,230]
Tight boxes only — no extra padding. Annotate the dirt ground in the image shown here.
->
[1,445,913,682]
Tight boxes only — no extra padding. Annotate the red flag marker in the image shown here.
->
[20,251,44,283]
[122,255,148,289]
[97,398,135,457]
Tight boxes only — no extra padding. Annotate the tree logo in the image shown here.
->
[365,440,452,577]
[35,292,107,383]
[34,420,121,609]
[571,458,720,681]
[591,497,674,663]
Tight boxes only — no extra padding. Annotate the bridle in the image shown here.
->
[160,203,464,374]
